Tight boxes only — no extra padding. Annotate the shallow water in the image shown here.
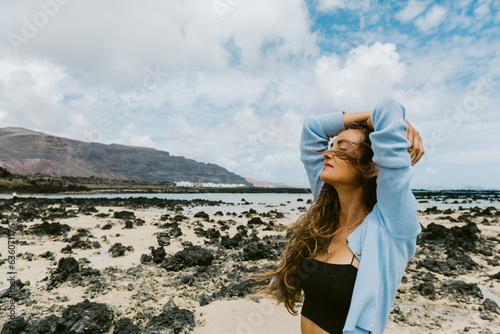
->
[88,249,112,268]
[5,192,499,218]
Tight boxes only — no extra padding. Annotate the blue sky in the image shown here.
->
[0,0,499,189]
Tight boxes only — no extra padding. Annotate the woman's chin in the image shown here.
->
[319,173,337,185]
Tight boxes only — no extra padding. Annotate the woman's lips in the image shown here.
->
[323,162,333,168]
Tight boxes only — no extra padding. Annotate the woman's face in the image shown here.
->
[320,129,364,187]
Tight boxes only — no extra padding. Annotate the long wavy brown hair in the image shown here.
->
[247,121,379,315]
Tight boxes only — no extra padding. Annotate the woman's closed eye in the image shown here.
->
[331,138,354,151]
[326,146,347,154]
[333,144,349,151]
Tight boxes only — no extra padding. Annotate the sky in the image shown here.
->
[0,0,499,189]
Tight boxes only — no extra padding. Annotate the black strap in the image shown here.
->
[350,253,356,265]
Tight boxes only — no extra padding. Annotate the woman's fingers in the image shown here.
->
[412,137,425,165]
[404,120,425,165]
[405,120,415,153]
[410,131,424,165]
[407,128,415,153]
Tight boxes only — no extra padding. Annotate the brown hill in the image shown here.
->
[0,127,252,185]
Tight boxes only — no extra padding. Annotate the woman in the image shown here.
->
[251,97,424,334]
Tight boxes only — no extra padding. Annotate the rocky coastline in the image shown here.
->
[0,194,498,333]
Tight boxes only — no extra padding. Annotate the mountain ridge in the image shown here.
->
[0,127,252,186]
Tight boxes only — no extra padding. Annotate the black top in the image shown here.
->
[296,255,358,334]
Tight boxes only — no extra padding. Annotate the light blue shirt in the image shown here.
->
[298,97,422,333]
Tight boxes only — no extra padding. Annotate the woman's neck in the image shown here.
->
[335,184,369,228]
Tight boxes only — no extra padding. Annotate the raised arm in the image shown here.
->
[369,97,421,238]
[300,112,344,198]
[300,111,374,198]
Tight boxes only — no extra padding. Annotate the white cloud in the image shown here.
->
[313,42,406,110]
[0,0,498,189]
[395,0,430,23]
[261,152,300,170]
[446,11,474,31]
[119,124,156,148]
[414,5,447,32]
[425,166,438,174]
[435,149,500,165]
[474,1,491,18]
[315,0,372,14]
[0,58,70,131]
[455,0,474,10]
[1,0,318,88]
[316,0,347,12]
[153,104,304,181]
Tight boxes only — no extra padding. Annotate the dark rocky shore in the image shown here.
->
[0,194,498,333]
[0,197,287,334]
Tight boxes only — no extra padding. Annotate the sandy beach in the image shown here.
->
[0,193,499,333]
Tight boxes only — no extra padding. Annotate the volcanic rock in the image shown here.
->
[161,245,214,271]
[29,221,70,236]
[109,243,133,257]
[193,211,209,221]
[440,280,483,302]
[113,211,135,220]
[145,300,195,333]
[113,318,157,334]
[58,299,114,333]
[47,257,100,290]
[155,232,171,247]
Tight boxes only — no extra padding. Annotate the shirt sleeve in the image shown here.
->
[300,111,345,199]
[369,97,421,238]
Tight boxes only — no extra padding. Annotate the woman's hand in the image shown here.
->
[405,120,424,166]
[345,111,424,165]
